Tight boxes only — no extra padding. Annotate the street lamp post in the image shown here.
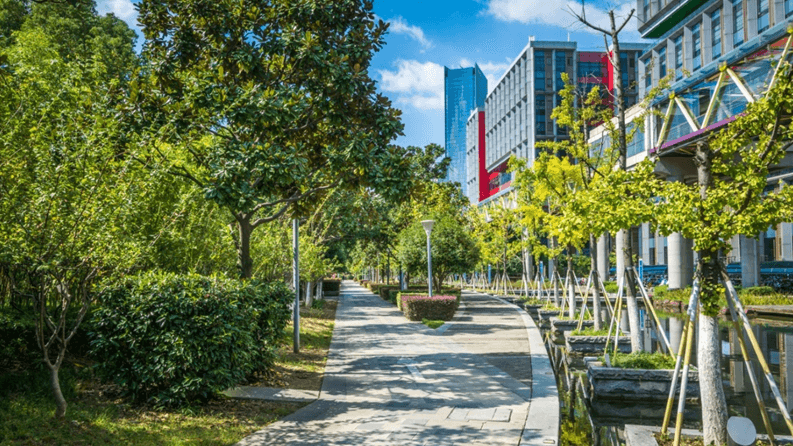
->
[421,220,435,297]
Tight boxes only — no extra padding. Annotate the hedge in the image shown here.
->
[323,279,341,296]
[90,272,292,407]
[399,295,458,321]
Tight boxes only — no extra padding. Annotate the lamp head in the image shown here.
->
[420,220,435,234]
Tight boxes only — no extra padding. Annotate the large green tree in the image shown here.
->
[135,0,417,278]
[0,1,138,418]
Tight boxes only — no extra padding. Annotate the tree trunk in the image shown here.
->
[316,279,323,301]
[49,365,67,419]
[698,311,728,444]
[695,141,728,443]
[236,217,254,279]
[590,234,603,330]
[305,280,313,308]
[567,246,576,318]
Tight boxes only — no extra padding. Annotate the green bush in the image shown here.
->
[739,286,776,297]
[400,295,457,321]
[90,272,292,407]
[603,281,618,293]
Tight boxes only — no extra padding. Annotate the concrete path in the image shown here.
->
[237,282,558,446]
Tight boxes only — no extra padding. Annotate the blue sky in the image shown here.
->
[98,0,641,149]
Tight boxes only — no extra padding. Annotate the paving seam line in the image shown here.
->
[477,292,561,446]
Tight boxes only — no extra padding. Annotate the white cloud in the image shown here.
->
[378,59,444,110]
[97,0,138,23]
[484,0,636,36]
[460,58,511,93]
[387,16,433,51]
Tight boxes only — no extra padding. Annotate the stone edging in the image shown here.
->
[624,424,793,446]
[481,293,561,446]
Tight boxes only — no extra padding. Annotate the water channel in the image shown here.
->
[500,292,793,445]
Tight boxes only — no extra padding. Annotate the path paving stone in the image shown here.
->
[236,282,557,446]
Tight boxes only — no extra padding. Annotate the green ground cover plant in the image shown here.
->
[570,328,610,336]
[422,319,445,329]
[601,352,676,370]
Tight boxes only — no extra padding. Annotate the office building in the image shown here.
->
[445,65,487,198]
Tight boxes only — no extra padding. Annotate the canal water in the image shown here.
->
[533,301,793,445]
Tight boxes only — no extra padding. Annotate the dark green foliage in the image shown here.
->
[400,295,458,322]
[90,273,292,407]
[322,279,341,295]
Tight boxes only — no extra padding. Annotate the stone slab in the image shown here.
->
[223,386,319,403]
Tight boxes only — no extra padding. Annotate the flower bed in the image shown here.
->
[398,294,458,321]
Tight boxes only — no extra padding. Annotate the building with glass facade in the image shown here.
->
[465,39,645,206]
[444,65,487,198]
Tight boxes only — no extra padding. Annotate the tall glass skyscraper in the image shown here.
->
[444,65,487,197]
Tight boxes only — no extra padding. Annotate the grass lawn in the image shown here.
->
[0,299,339,445]
[0,368,305,446]
[249,299,337,391]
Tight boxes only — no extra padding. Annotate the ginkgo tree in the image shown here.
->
[652,63,793,444]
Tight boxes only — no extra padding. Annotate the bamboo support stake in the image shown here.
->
[673,300,698,446]
[662,280,699,433]
[633,267,673,354]
[605,274,626,356]
[723,272,793,436]
[662,315,689,433]
[576,271,593,331]
[723,279,776,444]
[597,270,614,316]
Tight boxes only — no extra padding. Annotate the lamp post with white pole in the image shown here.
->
[421,220,435,297]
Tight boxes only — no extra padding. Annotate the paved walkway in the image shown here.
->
[237,282,557,446]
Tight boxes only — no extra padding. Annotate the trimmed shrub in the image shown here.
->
[90,272,292,407]
[322,279,341,296]
[740,286,776,296]
[400,295,457,321]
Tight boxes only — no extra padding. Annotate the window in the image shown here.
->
[534,51,545,91]
[758,0,769,33]
[643,0,651,20]
[732,0,744,47]
[644,58,652,89]
[659,46,667,77]
[555,51,567,91]
[711,9,722,59]
[787,0,793,17]
[674,35,683,79]
[692,23,702,70]
[535,96,546,135]
[620,52,630,90]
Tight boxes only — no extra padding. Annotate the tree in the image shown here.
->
[397,215,480,291]
[570,2,644,350]
[134,0,419,278]
[653,64,793,444]
[0,1,138,418]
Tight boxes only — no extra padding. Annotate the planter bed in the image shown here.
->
[536,309,561,328]
[565,335,633,354]
[550,318,594,334]
[587,364,699,403]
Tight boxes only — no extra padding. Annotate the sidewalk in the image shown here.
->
[236,282,557,446]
